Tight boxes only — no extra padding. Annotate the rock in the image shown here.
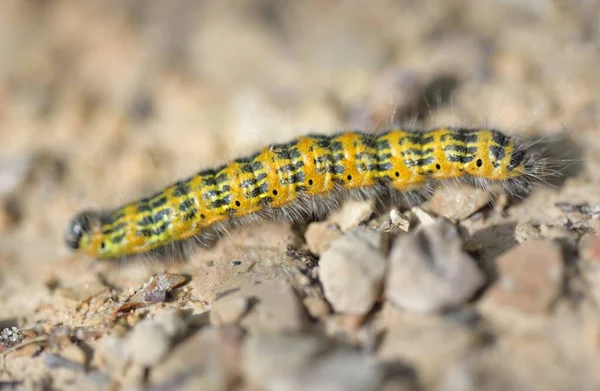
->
[424,185,491,222]
[354,228,390,253]
[150,326,245,391]
[0,327,23,348]
[190,223,301,299]
[331,200,375,232]
[239,279,307,332]
[153,309,189,340]
[270,348,386,391]
[375,304,476,388]
[94,335,129,372]
[206,259,308,332]
[126,273,189,305]
[210,295,251,324]
[243,331,334,388]
[437,334,600,391]
[389,209,411,232]
[479,240,563,319]
[126,320,172,367]
[124,311,188,368]
[305,221,343,255]
[386,219,486,313]
[319,230,388,314]
[244,330,403,391]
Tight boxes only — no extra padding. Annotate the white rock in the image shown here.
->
[319,230,388,314]
[126,320,171,367]
[386,219,485,313]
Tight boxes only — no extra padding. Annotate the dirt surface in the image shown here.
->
[1,0,600,390]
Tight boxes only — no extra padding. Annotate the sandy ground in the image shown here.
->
[1,0,600,390]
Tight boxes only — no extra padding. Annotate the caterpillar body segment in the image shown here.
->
[66,127,534,259]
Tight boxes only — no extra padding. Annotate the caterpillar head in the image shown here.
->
[461,137,530,181]
[65,210,106,255]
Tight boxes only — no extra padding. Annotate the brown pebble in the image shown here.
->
[305,222,343,256]
[480,240,563,316]
[424,185,491,222]
[330,200,374,232]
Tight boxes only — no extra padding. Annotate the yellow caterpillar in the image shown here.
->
[65,128,541,259]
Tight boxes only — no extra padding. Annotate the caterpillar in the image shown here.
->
[65,127,544,259]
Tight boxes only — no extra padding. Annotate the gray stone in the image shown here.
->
[319,230,388,314]
[386,219,486,313]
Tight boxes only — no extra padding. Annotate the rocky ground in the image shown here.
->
[1,0,600,390]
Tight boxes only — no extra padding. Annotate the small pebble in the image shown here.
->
[126,320,172,367]
[124,312,188,367]
[305,221,343,255]
[390,209,411,232]
[331,200,374,232]
[319,229,388,314]
[424,185,491,222]
[514,222,542,243]
[0,327,23,348]
[153,309,189,340]
[386,219,486,313]
[93,335,129,371]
